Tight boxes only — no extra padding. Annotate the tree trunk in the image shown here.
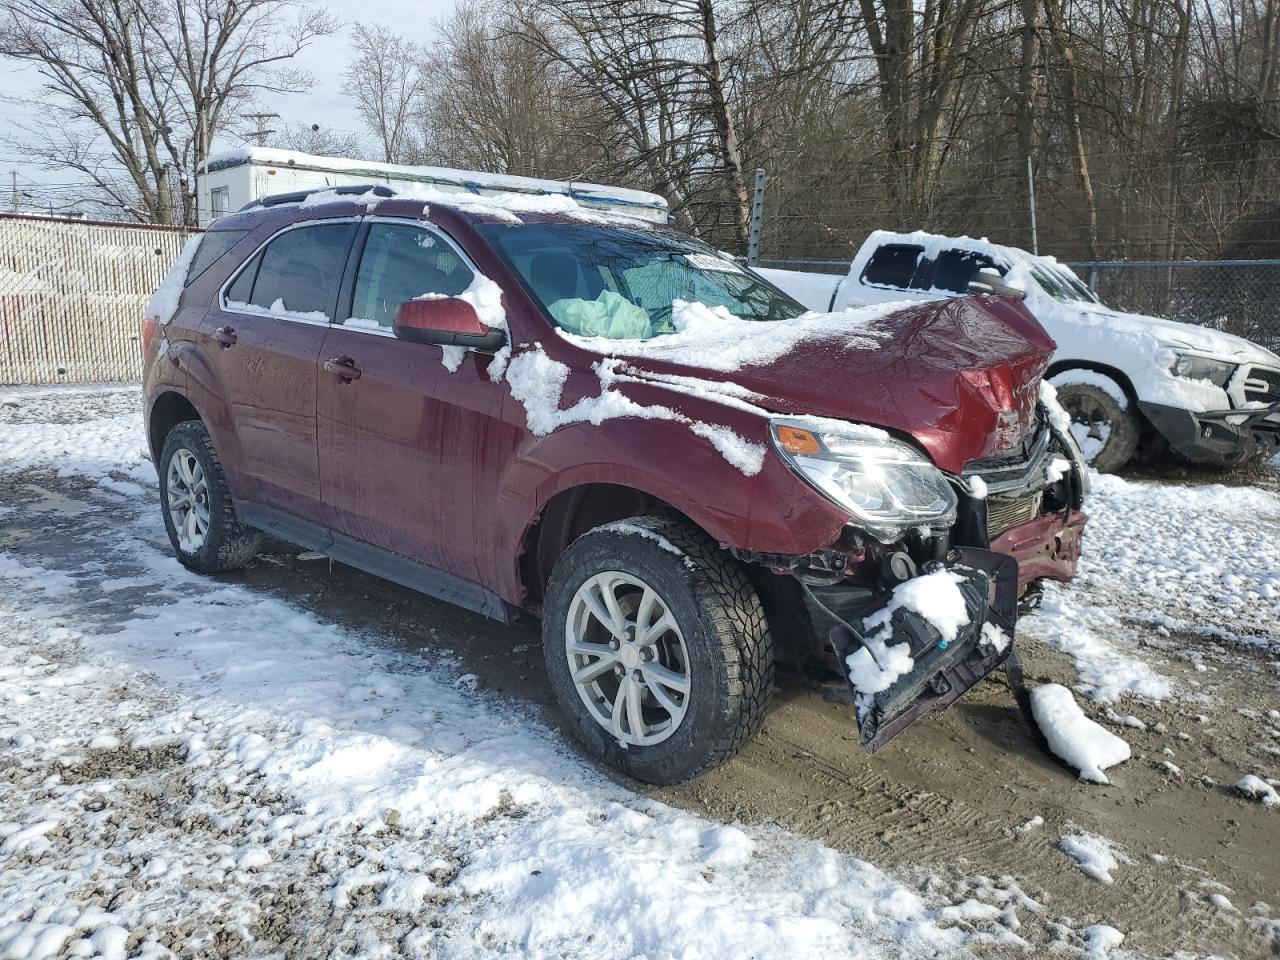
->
[698,0,751,250]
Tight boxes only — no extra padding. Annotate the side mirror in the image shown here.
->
[968,268,1026,301]
[392,297,506,351]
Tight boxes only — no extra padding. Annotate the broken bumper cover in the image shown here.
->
[830,548,1019,752]
[990,509,1087,587]
[1140,400,1280,465]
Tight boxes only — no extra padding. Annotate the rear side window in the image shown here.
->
[861,244,923,289]
[186,230,248,285]
[349,223,473,329]
[239,222,356,319]
[930,249,1000,294]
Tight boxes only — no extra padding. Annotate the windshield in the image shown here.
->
[476,222,806,340]
[1029,262,1101,305]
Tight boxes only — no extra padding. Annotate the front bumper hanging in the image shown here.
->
[829,547,1020,752]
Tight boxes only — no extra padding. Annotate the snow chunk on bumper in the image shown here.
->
[845,569,972,697]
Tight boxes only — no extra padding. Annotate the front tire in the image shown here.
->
[158,420,261,573]
[1050,374,1140,472]
[542,516,772,785]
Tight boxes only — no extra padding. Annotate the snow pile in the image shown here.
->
[1021,584,1174,703]
[0,386,150,480]
[1058,829,1131,884]
[1083,924,1125,959]
[143,235,201,326]
[845,632,917,700]
[865,569,971,645]
[847,570,972,707]
[455,272,507,329]
[1030,684,1131,783]
[1236,774,1280,807]
[560,298,907,372]
[1038,380,1073,435]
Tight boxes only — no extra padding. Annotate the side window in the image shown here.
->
[186,230,248,285]
[225,251,259,304]
[248,222,356,319]
[931,249,1000,294]
[349,223,473,329]
[861,244,924,289]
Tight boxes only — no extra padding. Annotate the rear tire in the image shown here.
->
[158,420,261,573]
[542,515,772,785]
[1050,375,1140,473]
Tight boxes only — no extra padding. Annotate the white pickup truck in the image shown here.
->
[758,230,1280,471]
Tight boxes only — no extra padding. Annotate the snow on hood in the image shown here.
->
[557,299,903,372]
[553,295,1055,473]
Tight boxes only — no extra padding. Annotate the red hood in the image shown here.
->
[616,297,1055,474]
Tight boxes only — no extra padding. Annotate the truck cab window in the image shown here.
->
[932,249,1000,294]
[861,244,925,289]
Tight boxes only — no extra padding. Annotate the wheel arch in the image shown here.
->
[518,481,700,605]
[1046,360,1141,408]
[148,391,202,464]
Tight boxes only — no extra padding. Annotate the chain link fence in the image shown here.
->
[753,255,1280,350]
[0,214,194,385]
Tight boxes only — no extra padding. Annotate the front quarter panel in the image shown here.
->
[493,362,853,602]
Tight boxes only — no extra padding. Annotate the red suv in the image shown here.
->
[142,185,1088,784]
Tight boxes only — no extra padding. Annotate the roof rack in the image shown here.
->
[237,183,395,213]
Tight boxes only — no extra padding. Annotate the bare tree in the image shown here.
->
[517,0,757,248]
[0,0,337,225]
[270,122,369,157]
[343,22,427,163]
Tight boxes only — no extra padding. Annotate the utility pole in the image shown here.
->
[10,170,17,212]
[747,168,768,266]
[242,112,279,147]
[1026,156,1039,256]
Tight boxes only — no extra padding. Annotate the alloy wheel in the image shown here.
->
[565,571,691,747]
[166,447,210,553]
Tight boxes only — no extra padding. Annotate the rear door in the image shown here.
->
[316,218,504,580]
[204,219,358,520]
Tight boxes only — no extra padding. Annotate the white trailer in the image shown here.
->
[195,148,670,227]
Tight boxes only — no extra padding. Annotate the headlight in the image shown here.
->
[770,418,957,542]
[1170,353,1234,388]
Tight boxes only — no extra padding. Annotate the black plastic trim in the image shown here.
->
[234,499,514,622]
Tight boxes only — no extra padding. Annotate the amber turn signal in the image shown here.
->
[774,425,821,455]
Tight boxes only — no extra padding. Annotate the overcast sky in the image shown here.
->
[0,0,457,211]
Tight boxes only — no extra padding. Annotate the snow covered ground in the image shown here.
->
[2,385,1279,959]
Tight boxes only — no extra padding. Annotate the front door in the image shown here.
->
[317,219,503,581]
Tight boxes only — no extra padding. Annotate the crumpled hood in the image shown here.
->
[565,296,1056,474]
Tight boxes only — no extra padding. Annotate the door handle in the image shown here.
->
[214,325,237,348]
[324,356,362,383]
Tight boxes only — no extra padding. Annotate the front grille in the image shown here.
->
[987,492,1042,539]
[1243,366,1280,405]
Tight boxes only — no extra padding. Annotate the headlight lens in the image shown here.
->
[771,418,957,541]
[1170,353,1234,388]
